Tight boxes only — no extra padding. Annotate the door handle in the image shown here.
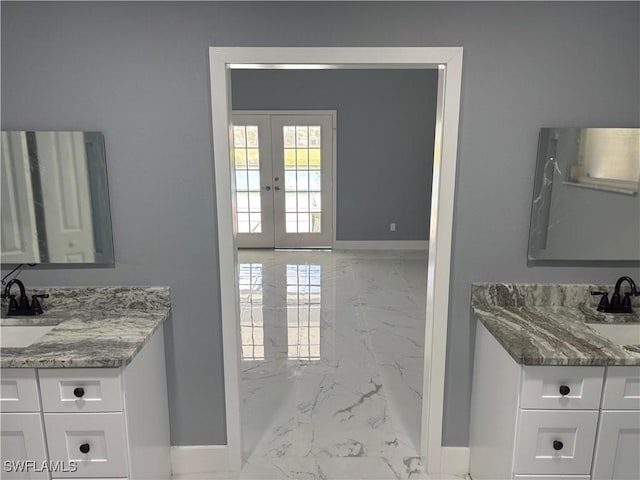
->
[274,186,281,191]
[265,186,271,191]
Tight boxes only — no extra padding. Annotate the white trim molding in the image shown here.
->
[209,46,464,474]
[170,445,229,476]
[441,447,470,476]
[333,240,429,250]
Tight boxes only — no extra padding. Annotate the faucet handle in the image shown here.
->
[30,294,49,315]
[7,295,19,312]
[591,291,610,311]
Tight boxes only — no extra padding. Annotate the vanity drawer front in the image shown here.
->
[602,366,640,410]
[39,369,122,413]
[514,410,598,475]
[521,366,604,410]
[44,413,128,478]
[1,412,49,479]
[0,369,41,412]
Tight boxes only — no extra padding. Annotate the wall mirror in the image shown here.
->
[1,131,114,265]
[528,127,640,264]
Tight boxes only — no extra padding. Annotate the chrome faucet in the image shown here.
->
[591,276,640,314]
[1,279,49,316]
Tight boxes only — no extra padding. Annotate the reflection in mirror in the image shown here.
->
[1,131,114,265]
[528,128,640,263]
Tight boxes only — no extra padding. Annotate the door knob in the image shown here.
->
[274,186,281,191]
[265,186,271,191]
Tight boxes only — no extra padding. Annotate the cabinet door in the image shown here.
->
[592,410,640,480]
[1,413,49,479]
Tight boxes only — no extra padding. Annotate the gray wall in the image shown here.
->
[231,69,438,241]
[1,2,638,447]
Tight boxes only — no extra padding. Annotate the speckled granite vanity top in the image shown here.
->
[472,283,640,366]
[1,287,171,368]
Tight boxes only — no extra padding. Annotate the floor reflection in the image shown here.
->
[237,250,429,479]
[286,264,321,361]
[238,263,264,361]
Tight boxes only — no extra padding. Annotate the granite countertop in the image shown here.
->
[472,283,640,366]
[1,287,171,368]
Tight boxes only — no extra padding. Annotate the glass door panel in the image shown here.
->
[232,114,274,248]
[272,115,333,248]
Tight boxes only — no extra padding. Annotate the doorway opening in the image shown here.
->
[209,47,463,475]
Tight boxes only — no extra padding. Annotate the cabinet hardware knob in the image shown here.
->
[79,443,90,454]
[553,440,564,451]
[559,385,570,396]
[73,387,85,398]
[265,186,271,191]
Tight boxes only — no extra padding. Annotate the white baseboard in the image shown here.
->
[170,445,230,476]
[440,446,470,475]
[333,240,429,250]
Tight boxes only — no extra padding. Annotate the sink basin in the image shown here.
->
[588,323,640,346]
[0,325,56,348]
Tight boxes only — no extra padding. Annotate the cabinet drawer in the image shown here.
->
[44,412,128,478]
[39,369,122,412]
[521,366,604,410]
[0,369,41,412]
[602,366,640,410]
[1,413,49,479]
[514,410,598,475]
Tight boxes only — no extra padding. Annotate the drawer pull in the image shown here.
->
[79,443,90,454]
[553,440,564,451]
[73,387,85,398]
[559,385,570,396]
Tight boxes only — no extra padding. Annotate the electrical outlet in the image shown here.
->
[390,223,396,232]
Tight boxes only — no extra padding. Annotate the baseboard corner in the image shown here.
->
[440,446,470,475]
[170,445,231,476]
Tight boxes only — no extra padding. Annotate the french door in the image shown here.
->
[232,112,334,249]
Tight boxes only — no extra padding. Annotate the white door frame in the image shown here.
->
[209,47,463,474]
[232,110,337,248]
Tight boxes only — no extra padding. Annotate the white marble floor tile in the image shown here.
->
[232,250,431,479]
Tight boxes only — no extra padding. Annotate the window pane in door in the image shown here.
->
[283,125,322,234]
[233,125,262,234]
[285,171,297,191]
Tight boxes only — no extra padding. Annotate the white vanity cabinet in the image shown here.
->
[1,369,49,479]
[470,322,640,480]
[0,327,170,480]
[592,366,640,479]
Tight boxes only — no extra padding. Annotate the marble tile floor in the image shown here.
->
[222,249,432,479]
[171,473,470,480]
